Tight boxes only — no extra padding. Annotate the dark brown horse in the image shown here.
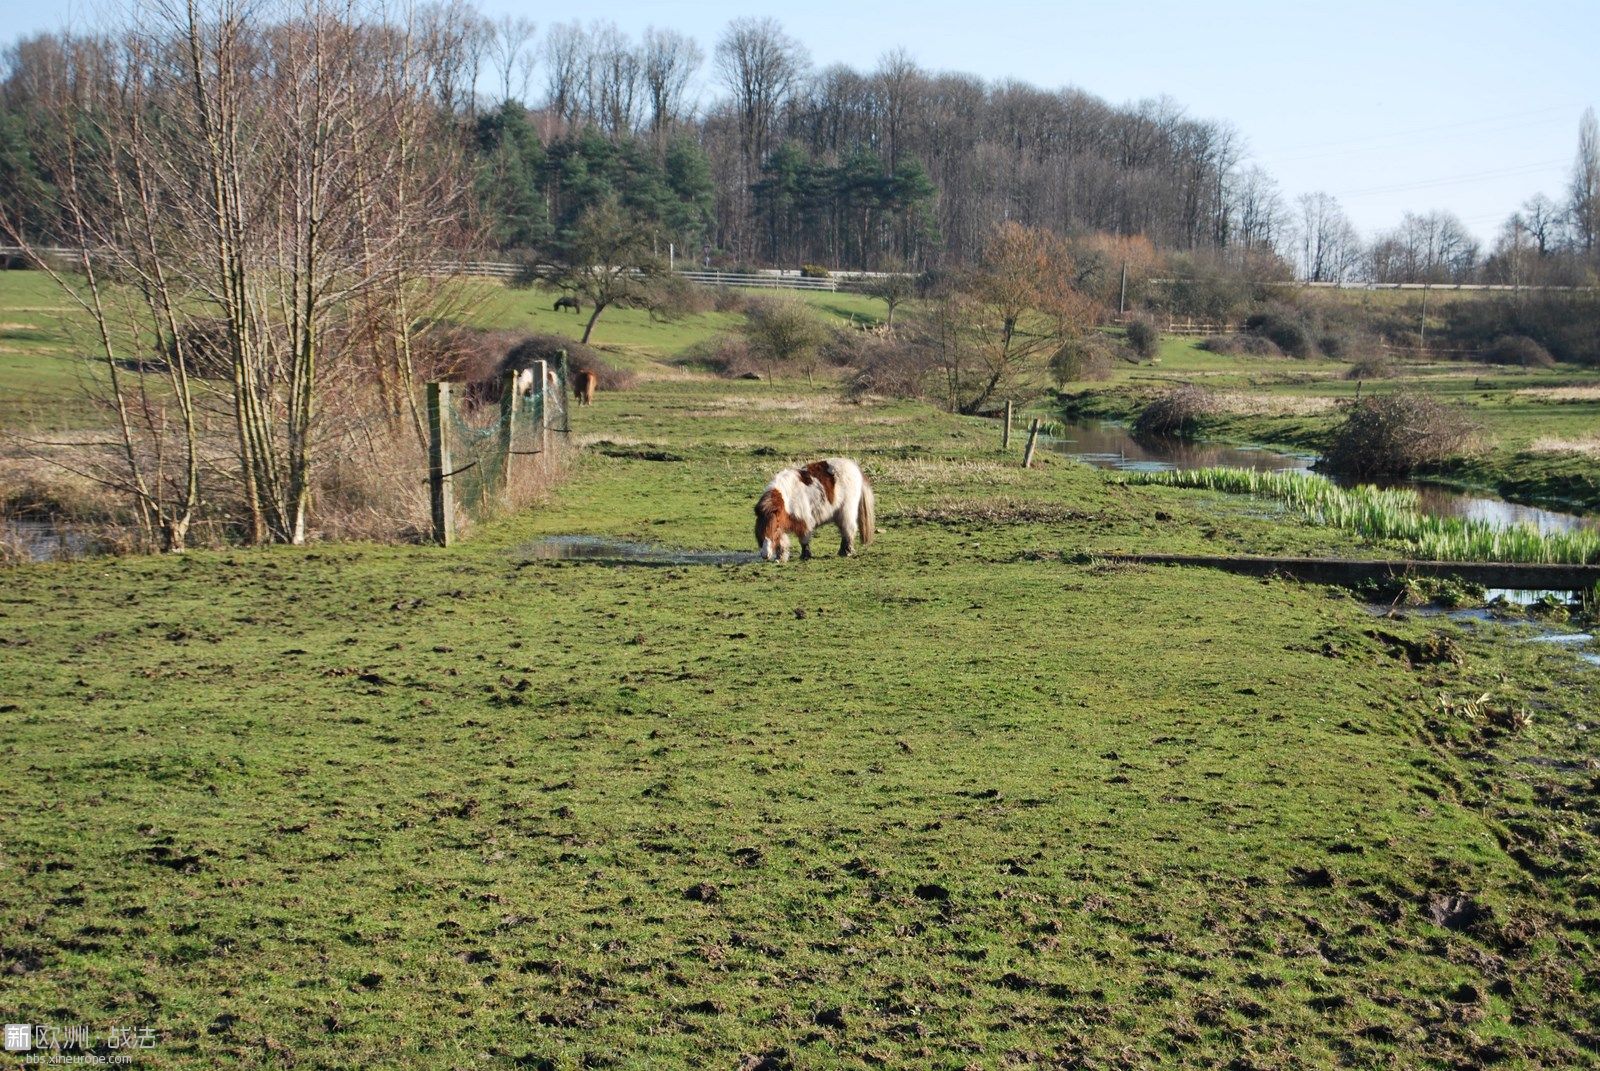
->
[554,295,581,314]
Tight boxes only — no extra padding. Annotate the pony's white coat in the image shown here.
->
[756,457,875,562]
[509,367,559,400]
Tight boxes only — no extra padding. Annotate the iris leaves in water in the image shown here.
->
[1128,467,1600,565]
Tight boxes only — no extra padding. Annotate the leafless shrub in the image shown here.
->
[741,295,827,381]
[1322,391,1479,478]
[507,336,637,392]
[841,335,931,402]
[1049,335,1118,385]
[712,288,754,314]
[1345,355,1398,380]
[1133,384,1220,438]
[1319,330,1381,361]
[647,274,716,320]
[677,334,762,378]
[1199,333,1284,358]
[1124,316,1160,359]
[1481,335,1556,368]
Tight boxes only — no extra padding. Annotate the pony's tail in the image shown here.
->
[858,479,876,546]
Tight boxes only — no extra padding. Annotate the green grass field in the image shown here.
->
[3,275,1600,1068]
[0,271,888,431]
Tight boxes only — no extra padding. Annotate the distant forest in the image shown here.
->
[2,10,1596,283]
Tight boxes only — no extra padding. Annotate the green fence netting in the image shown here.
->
[440,355,569,522]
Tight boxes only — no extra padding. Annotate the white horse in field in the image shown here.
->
[754,458,875,562]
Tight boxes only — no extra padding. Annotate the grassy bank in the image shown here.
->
[4,357,1600,1067]
[1057,336,1600,514]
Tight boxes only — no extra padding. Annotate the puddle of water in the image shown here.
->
[3,519,99,562]
[1368,600,1599,673]
[518,535,759,566]
[1046,419,1600,536]
[1528,632,1595,646]
[1485,587,1581,606]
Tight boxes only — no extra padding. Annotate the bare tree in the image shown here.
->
[542,21,587,126]
[588,22,642,137]
[1520,193,1564,257]
[714,17,807,252]
[641,26,702,144]
[914,222,1095,413]
[485,15,536,105]
[1570,106,1599,260]
[1296,192,1360,283]
[862,257,917,329]
[4,0,478,547]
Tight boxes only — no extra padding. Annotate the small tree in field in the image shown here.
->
[924,222,1097,413]
[741,296,826,381]
[862,258,918,330]
[536,197,665,344]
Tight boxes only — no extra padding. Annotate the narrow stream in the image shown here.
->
[1043,418,1600,536]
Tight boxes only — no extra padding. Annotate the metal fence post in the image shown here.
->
[427,382,455,546]
[534,359,549,463]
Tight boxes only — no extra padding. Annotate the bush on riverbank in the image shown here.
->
[1133,384,1219,438]
[1322,391,1478,479]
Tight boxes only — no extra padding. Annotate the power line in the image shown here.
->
[1268,104,1575,156]
[1336,160,1567,199]
[1266,116,1572,165]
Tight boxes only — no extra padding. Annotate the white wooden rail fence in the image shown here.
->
[7,247,1592,295]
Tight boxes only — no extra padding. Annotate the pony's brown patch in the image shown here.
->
[755,487,808,547]
[798,461,837,503]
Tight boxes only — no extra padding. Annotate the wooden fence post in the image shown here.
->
[499,370,520,501]
[1002,400,1013,450]
[534,359,549,462]
[427,382,455,546]
[1022,418,1041,469]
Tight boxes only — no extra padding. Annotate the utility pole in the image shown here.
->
[1419,284,1428,355]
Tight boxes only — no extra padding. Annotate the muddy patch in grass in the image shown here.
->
[516,535,758,566]
[887,498,1092,527]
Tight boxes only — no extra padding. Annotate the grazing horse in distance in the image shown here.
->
[554,295,581,314]
[573,369,598,406]
[755,458,875,562]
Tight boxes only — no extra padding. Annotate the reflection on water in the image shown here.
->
[1044,419,1600,536]
[2,519,98,562]
[519,535,758,566]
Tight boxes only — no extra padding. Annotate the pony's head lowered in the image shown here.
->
[755,487,795,562]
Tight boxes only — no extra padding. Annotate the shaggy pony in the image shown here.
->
[573,369,598,406]
[754,458,875,562]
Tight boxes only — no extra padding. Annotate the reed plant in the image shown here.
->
[1129,467,1600,565]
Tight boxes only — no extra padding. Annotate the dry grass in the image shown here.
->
[871,456,1027,490]
[1517,385,1600,403]
[1212,391,1340,417]
[684,395,851,421]
[1526,435,1600,458]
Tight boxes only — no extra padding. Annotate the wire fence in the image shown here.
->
[427,354,570,544]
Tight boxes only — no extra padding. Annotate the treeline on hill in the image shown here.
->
[5,11,1598,285]
[1,14,1283,271]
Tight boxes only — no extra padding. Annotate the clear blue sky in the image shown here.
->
[4,0,1594,245]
